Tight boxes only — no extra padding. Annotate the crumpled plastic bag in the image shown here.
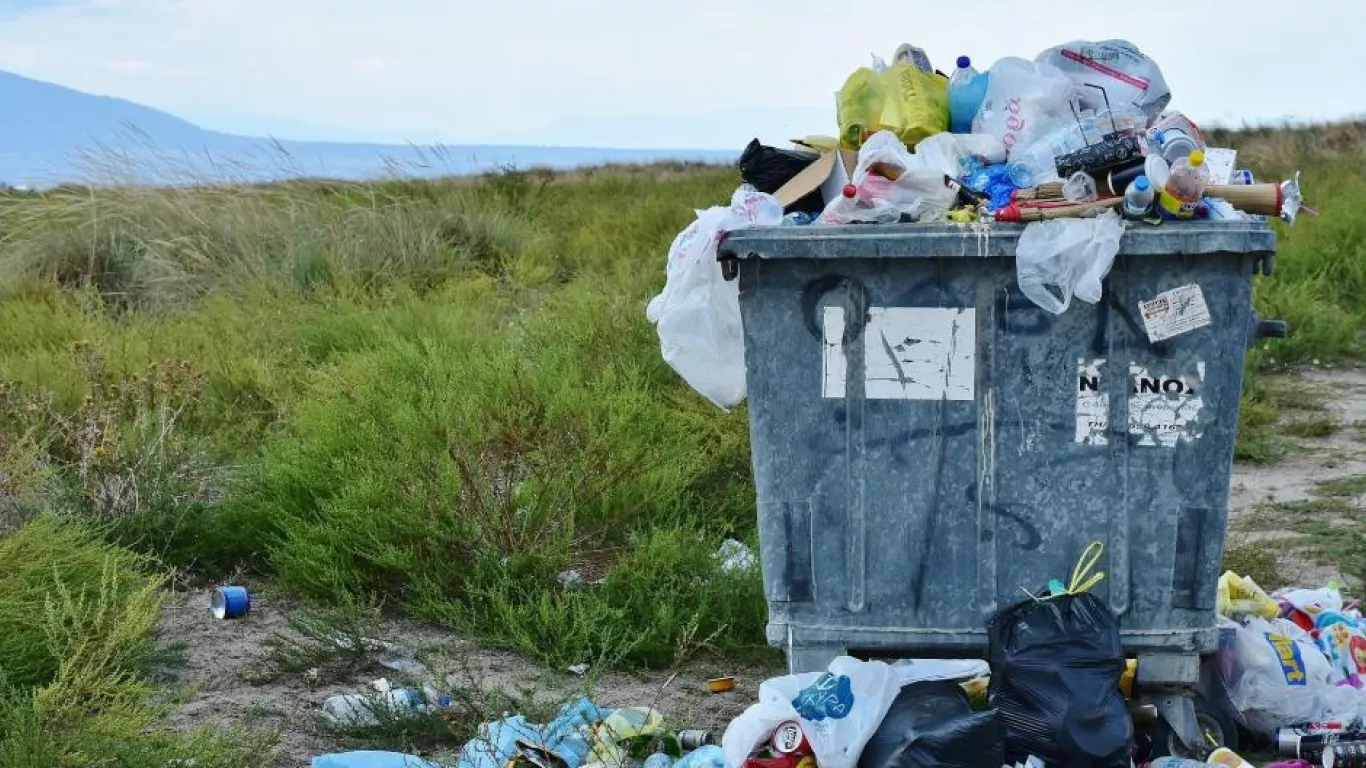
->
[738,139,823,213]
[1224,616,1364,735]
[858,681,1003,768]
[819,131,1004,225]
[1036,39,1171,122]
[722,656,901,768]
[1015,210,1124,314]
[646,185,782,409]
[313,752,442,768]
[987,592,1132,767]
[455,696,603,768]
[838,63,949,150]
[973,57,1075,160]
[1217,571,1281,620]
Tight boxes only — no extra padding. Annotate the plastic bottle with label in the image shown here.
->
[1157,149,1210,220]
[1122,175,1154,220]
[948,56,989,134]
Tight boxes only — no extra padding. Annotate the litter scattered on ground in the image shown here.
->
[569,663,592,676]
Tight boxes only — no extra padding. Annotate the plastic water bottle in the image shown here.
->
[1122,175,1154,219]
[948,56,989,134]
[1157,149,1210,220]
[322,688,431,727]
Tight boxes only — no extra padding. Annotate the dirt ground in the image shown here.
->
[155,586,782,766]
[156,367,1366,766]
[1227,366,1366,589]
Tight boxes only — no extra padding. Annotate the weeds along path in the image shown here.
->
[1227,366,1366,590]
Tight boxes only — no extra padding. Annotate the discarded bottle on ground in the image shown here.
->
[322,688,432,727]
[1122,175,1154,219]
[948,56,989,134]
[1157,149,1209,219]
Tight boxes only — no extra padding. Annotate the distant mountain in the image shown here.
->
[0,71,737,187]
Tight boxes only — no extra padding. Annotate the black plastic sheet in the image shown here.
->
[737,139,822,213]
[857,680,1003,768]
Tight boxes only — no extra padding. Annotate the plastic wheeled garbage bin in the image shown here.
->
[717,221,1283,756]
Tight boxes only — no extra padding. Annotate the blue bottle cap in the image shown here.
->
[1135,175,1149,191]
[956,55,971,69]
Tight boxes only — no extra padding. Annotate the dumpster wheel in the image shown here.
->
[1141,696,1238,760]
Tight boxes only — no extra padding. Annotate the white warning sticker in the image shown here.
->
[820,306,975,401]
[1140,284,1212,343]
[1128,363,1206,447]
[1076,358,1108,445]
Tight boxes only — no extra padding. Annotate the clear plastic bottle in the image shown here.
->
[1157,149,1210,219]
[948,56,989,134]
[1122,175,1154,219]
[322,687,432,727]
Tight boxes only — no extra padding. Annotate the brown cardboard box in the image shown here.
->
[773,150,859,212]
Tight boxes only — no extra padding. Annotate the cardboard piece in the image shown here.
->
[774,150,859,211]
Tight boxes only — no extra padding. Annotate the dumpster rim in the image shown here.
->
[718,220,1278,262]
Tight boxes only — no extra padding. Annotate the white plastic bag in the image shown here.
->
[1015,209,1124,314]
[818,131,971,225]
[1036,40,1171,122]
[972,58,1075,159]
[1225,617,1365,734]
[645,186,782,409]
[721,657,900,768]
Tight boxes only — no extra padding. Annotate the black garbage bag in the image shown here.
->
[857,680,1003,768]
[987,592,1133,767]
[737,139,823,213]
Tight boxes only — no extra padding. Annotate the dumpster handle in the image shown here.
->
[719,255,740,282]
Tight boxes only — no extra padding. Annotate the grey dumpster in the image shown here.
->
[718,220,1281,754]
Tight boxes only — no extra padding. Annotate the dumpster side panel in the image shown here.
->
[740,248,1254,661]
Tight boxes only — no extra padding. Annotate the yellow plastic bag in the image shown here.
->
[837,64,949,150]
[1217,571,1281,620]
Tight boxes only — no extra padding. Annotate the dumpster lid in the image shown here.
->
[718,221,1277,262]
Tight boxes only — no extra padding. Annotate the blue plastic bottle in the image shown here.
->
[948,56,989,134]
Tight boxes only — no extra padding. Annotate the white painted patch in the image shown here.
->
[1128,364,1206,447]
[821,306,847,398]
[863,307,975,401]
[1076,358,1109,445]
[1140,284,1212,343]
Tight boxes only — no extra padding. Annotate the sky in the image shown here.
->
[0,0,1362,149]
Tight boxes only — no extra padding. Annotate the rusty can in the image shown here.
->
[771,721,810,755]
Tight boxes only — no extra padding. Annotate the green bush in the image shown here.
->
[0,516,277,764]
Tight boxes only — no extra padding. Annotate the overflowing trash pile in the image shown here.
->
[646,38,1313,411]
[309,552,1366,767]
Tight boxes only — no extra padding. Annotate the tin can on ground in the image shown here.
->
[1279,731,1366,766]
[677,730,714,750]
[210,586,251,619]
[770,721,809,755]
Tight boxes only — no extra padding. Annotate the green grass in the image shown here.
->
[0,516,277,763]
[0,122,1364,691]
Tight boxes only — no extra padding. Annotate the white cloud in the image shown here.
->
[0,0,1362,147]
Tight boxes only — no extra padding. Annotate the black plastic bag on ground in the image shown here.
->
[857,680,1003,768]
[987,592,1133,767]
[737,139,822,213]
